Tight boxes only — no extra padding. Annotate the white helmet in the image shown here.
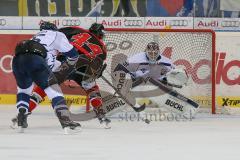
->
[145,42,160,63]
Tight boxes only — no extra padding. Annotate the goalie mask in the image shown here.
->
[145,42,160,64]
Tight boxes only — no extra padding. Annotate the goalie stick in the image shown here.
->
[148,78,199,109]
[131,76,183,89]
[159,78,183,89]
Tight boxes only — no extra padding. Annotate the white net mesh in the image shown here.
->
[97,29,215,114]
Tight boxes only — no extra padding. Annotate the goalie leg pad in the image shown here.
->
[158,93,199,118]
[149,78,199,118]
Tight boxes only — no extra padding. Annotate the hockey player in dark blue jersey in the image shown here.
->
[12,21,81,133]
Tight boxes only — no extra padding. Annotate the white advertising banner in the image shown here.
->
[194,18,240,31]
[1,16,240,31]
[144,17,193,29]
[97,17,193,29]
[215,32,240,108]
[216,32,240,90]
[0,16,22,30]
[22,17,96,29]
[97,17,145,28]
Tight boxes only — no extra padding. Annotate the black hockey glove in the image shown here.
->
[48,56,79,85]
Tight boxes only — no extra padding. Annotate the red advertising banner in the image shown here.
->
[0,34,32,94]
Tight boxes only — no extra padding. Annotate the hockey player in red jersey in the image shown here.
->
[11,23,111,129]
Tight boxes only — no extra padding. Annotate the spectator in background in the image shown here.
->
[195,0,220,17]
[220,0,240,17]
[176,0,194,17]
[176,0,221,17]
[86,0,103,17]
[147,0,184,16]
[113,0,139,17]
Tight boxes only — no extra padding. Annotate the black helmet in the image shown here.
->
[89,23,105,39]
[40,21,58,31]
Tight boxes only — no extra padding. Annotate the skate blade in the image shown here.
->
[103,124,111,129]
[63,126,82,135]
[17,127,25,133]
[144,119,151,124]
[10,123,18,129]
[104,126,111,129]
[100,123,111,129]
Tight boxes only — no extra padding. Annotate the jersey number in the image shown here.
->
[71,33,103,58]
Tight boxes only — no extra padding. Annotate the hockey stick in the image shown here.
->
[159,78,183,89]
[100,75,146,112]
[165,82,183,89]
[149,78,199,108]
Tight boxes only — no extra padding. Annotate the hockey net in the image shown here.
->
[95,29,216,115]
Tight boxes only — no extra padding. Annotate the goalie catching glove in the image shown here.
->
[165,68,189,88]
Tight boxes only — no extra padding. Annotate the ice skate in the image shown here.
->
[93,107,111,129]
[55,108,81,134]
[98,117,111,129]
[11,112,31,129]
[10,116,18,129]
[17,108,29,133]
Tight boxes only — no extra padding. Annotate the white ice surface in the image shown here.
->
[1,105,240,160]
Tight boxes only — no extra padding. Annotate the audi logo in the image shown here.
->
[0,19,6,26]
[169,20,188,26]
[221,21,240,27]
[124,19,143,27]
[62,19,81,26]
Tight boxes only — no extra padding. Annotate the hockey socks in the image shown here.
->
[29,85,47,112]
